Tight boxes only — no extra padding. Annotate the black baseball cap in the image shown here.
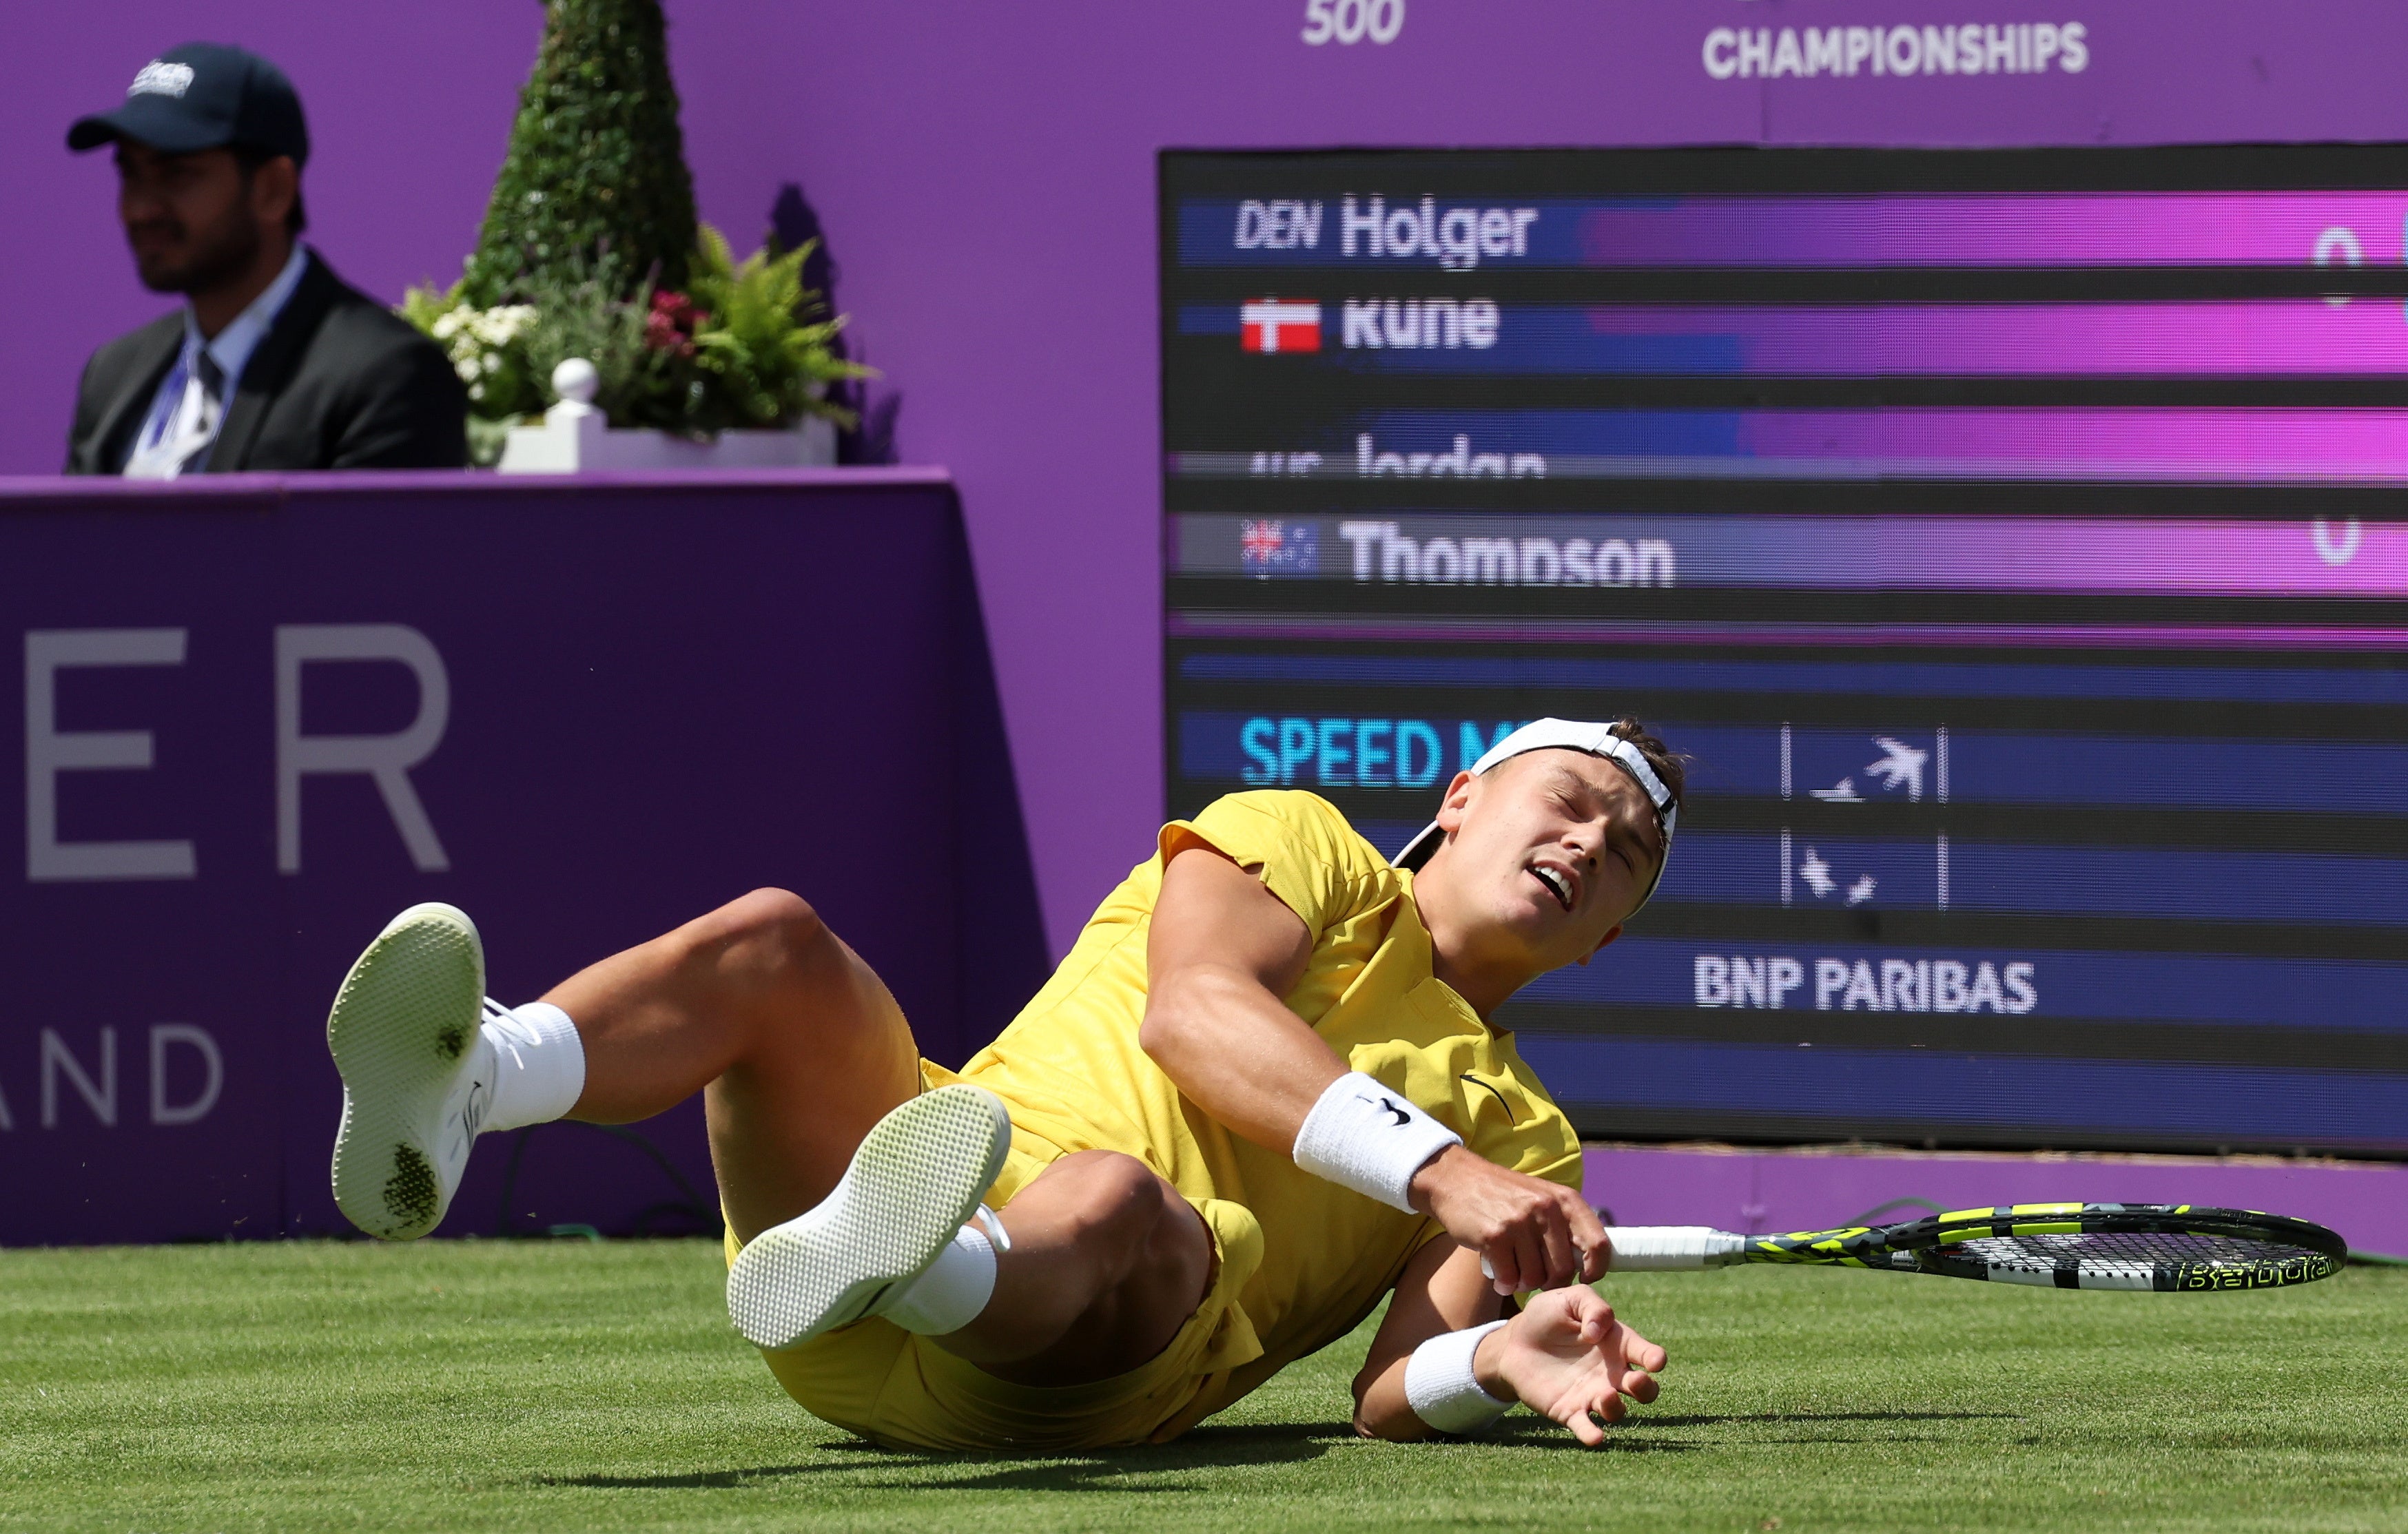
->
[68,43,309,165]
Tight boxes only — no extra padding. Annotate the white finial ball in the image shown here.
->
[551,357,600,404]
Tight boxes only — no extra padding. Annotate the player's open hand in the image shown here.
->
[1478,1285,1665,1447]
[1412,1144,1608,1292]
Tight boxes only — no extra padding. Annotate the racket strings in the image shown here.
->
[1941,1230,2318,1276]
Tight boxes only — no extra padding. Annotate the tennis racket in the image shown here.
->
[1598,1203,2345,1292]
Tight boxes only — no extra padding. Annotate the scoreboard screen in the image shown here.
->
[1160,147,2408,1157]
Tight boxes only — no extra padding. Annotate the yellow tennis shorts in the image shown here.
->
[723,1126,1268,1452]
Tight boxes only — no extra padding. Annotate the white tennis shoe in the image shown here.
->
[727,1084,1013,1350]
[327,902,491,1241]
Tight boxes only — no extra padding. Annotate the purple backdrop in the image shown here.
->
[12,2,2408,953]
[0,470,1046,1244]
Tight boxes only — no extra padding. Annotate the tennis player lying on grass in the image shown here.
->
[325,717,1679,1449]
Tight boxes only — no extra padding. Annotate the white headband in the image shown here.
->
[1391,717,1678,911]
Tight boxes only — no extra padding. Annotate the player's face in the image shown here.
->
[1427,749,1665,973]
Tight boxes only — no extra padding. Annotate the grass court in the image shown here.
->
[4,1238,2403,1532]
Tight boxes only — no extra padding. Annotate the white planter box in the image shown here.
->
[497,411,837,474]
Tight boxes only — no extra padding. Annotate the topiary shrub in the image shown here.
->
[461,0,699,307]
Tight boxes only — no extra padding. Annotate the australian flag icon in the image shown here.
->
[1239,519,1320,578]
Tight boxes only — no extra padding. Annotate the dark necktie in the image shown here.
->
[177,351,227,474]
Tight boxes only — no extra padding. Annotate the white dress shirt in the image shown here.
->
[123,242,311,479]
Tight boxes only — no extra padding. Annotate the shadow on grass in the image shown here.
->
[547,1410,2035,1491]
[1482,1424,1703,1453]
[1633,1411,2022,1428]
[548,1421,1355,1494]
[1481,1409,2024,1453]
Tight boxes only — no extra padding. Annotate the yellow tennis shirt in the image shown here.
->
[933,788,1585,1437]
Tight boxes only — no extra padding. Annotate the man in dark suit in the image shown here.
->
[65,43,467,475]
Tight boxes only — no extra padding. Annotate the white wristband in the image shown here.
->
[1290,1072,1463,1213]
[1404,1319,1514,1435]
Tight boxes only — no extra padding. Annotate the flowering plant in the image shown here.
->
[401,222,868,464]
[399,287,550,463]
[645,291,708,357]
[424,303,539,405]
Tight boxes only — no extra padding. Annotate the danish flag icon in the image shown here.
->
[1240,299,1321,353]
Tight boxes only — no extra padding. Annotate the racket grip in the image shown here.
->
[1603,1226,1748,1270]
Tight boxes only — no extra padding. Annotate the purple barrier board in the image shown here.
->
[0,469,1047,1247]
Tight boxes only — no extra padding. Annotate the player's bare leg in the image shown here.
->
[540,891,1212,1380]
[552,893,1211,1378]
[536,887,924,1241]
[937,1149,1213,1385]
[327,890,1211,1382]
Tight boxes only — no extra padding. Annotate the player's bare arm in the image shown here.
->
[1136,844,1327,1144]
[1143,844,1609,1295]
[1352,1238,1666,1444]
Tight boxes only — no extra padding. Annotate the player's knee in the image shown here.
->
[1050,1152,1172,1258]
[722,886,828,958]
[726,885,823,940]
[1047,1151,1205,1300]
[682,887,832,986]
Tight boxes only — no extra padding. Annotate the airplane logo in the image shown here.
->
[1864,736,1928,800]
[1808,736,1928,803]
